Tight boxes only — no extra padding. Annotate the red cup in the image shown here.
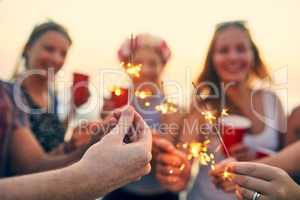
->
[72,72,90,107]
[220,115,252,155]
[110,87,129,108]
[255,147,275,158]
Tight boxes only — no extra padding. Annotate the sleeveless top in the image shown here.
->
[0,81,29,177]
[20,86,66,152]
[188,91,281,200]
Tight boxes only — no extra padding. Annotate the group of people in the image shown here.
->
[1,20,300,200]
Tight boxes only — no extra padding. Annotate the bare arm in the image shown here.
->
[9,116,117,175]
[286,107,300,145]
[0,163,98,200]
[258,141,300,174]
[1,107,152,200]
[9,127,88,174]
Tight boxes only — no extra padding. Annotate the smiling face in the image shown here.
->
[26,31,71,77]
[212,27,254,83]
[132,47,164,82]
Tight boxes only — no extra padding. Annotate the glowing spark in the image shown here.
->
[114,88,121,96]
[201,111,216,124]
[145,102,151,107]
[179,164,185,171]
[121,62,142,78]
[222,169,232,181]
[177,140,217,170]
[135,90,152,99]
[211,164,216,171]
[192,82,231,158]
[110,86,123,96]
[155,100,178,114]
[221,108,229,117]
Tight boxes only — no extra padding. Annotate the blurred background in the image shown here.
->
[1,0,299,119]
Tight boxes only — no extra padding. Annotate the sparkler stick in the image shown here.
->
[192,82,231,158]
[121,34,142,78]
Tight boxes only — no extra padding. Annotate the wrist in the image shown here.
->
[68,161,105,199]
[292,184,300,200]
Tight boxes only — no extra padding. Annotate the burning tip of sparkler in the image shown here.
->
[155,100,178,114]
[109,86,123,96]
[211,164,216,171]
[179,164,185,171]
[221,108,229,117]
[135,90,152,99]
[222,168,232,181]
[201,111,217,124]
[120,62,142,78]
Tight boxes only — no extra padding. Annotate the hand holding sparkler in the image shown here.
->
[79,106,152,198]
[209,158,236,193]
[154,136,191,192]
[210,161,300,200]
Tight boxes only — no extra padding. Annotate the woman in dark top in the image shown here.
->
[21,87,65,152]
[12,21,89,153]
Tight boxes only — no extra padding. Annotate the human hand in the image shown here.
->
[154,137,191,192]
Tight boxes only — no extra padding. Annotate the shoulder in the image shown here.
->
[290,106,300,117]
[251,89,283,110]
[0,80,13,93]
[0,80,17,104]
[253,89,281,101]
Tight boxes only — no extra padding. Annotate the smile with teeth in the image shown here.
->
[224,64,245,73]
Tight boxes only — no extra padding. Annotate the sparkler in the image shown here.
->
[222,167,232,181]
[135,90,153,99]
[155,99,178,114]
[192,82,231,158]
[177,140,216,171]
[154,81,179,114]
[121,62,142,78]
[121,34,143,78]
[110,86,123,96]
[190,82,233,180]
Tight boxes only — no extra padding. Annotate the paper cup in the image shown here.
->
[73,72,90,107]
[110,87,129,108]
[220,115,252,154]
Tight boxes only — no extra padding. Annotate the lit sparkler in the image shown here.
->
[121,62,142,78]
[155,99,178,114]
[192,82,231,158]
[177,140,216,170]
[121,34,143,78]
[191,82,232,179]
[110,86,123,96]
[135,90,153,99]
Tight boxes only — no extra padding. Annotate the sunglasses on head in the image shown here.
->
[215,20,248,30]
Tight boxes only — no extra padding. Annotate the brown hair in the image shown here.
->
[12,21,72,78]
[193,21,271,110]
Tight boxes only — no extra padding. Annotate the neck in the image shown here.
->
[22,74,50,93]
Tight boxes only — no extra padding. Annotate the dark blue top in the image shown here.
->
[20,86,66,152]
